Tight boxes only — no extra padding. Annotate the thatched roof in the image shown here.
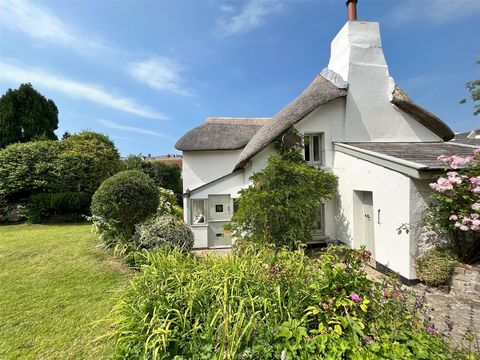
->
[391,86,454,142]
[233,70,348,169]
[175,117,271,151]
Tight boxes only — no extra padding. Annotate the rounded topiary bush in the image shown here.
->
[90,170,159,244]
[416,248,458,286]
[133,215,194,252]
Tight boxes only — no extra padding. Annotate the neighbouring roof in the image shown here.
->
[340,142,478,169]
[450,129,480,146]
[391,86,455,142]
[175,117,271,151]
[234,69,348,169]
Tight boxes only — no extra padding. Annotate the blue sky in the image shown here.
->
[1,0,479,156]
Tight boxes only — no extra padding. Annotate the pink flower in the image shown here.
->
[449,215,458,221]
[460,225,469,231]
[470,177,480,186]
[474,148,480,156]
[382,290,389,298]
[472,187,480,194]
[449,155,473,169]
[350,293,361,303]
[447,171,458,177]
[472,203,480,211]
[427,325,437,334]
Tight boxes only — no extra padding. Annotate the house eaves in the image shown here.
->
[334,143,433,179]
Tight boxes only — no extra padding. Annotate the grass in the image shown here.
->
[0,223,131,359]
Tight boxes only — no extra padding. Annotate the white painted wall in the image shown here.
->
[333,151,415,279]
[244,144,276,183]
[191,171,245,199]
[327,21,441,143]
[295,98,346,168]
[191,226,208,248]
[183,150,242,191]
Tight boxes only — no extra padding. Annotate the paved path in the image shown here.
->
[411,283,480,353]
[364,265,480,353]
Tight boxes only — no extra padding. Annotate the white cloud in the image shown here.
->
[0,0,107,53]
[388,0,480,26]
[128,57,192,96]
[216,0,284,37]
[98,119,167,137]
[0,62,166,120]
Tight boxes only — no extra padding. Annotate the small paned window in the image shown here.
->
[192,199,206,224]
[303,133,324,165]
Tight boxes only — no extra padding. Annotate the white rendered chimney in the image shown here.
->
[327,21,442,142]
[328,21,386,83]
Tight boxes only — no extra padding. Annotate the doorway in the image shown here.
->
[353,191,375,257]
[207,195,232,248]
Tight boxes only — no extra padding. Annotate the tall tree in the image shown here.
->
[0,83,59,148]
[460,60,480,116]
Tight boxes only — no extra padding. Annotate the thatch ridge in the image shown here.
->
[233,71,347,169]
[175,118,271,151]
[391,86,454,141]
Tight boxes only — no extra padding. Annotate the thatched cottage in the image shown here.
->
[175,3,476,282]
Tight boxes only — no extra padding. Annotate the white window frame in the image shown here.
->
[313,203,326,236]
[303,133,324,165]
[191,199,207,226]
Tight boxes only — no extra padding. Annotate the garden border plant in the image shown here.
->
[426,148,480,263]
[107,245,467,359]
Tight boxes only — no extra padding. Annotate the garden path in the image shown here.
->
[364,266,480,353]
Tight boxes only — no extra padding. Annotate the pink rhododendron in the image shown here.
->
[431,148,479,261]
[350,293,361,303]
[470,177,480,186]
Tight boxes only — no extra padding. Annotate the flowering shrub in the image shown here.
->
[108,245,462,359]
[416,248,458,286]
[132,215,194,252]
[427,148,480,263]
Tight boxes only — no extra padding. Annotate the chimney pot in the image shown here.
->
[346,0,358,21]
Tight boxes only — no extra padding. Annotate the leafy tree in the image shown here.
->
[460,60,480,116]
[90,170,159,243]
[0,131,120,201]
[228,156,337,249]
[0,83,59,148]
[123,155,182,201]
[62,131,121,183]
[228,127,337,249]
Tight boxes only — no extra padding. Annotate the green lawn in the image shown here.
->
[0,223,131,359]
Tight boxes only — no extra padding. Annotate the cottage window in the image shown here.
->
[191,199,206,224]
[303,133,323,165]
